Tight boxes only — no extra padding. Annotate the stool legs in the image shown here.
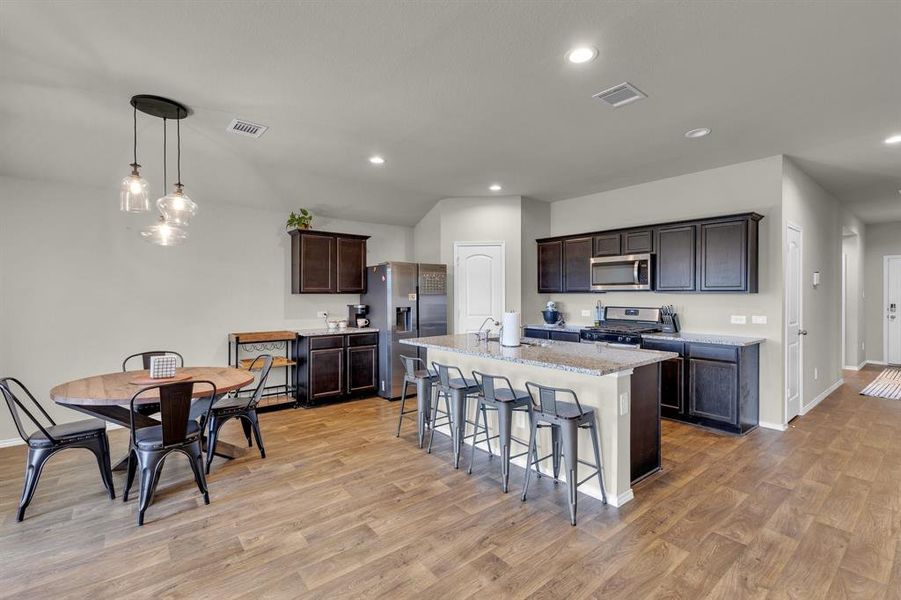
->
[497,402,512,491]
[450,388,467,469]
[521,419,539,501]
[427,390,452,454]
[415,378,433,448]
[395,380,410,438]
[551,426,562,482]
[559,420,580,526]
[588,421,607,505]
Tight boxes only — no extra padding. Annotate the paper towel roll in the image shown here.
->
[501,311,521,347]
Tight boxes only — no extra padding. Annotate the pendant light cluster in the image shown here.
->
[120,95,197,246]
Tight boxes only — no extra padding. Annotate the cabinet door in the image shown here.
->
[523,328,550,340]
[659,357,685,418]
[537,241,563,293]
[549,330,581,343]
[563,237,592,292]
[656,225,696,291]
[593,233,621,257]
[309,348,344,400]
[347,345,377,394]
[699,220,748,291]
[296,233,336,293]
[336,236,366,293]
[689,358,738,424]
[623,229,654,254]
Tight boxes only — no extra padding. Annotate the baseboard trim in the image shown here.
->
[759,420,788,432]
[610,489,634,507]
[867,360,887,366]
[801,378,843,416]
[0,437,23,448]
[843,360,867,371]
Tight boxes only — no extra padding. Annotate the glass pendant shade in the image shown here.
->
[157,184,197,226]
[119,165,150,212]
[140,219,188,246]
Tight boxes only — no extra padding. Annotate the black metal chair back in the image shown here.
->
[472,371,515,403]
[129,380,216,448]
[122,350,185,372]
[525,381,585,418]
[242,355,274,410]
[0,377,56,443]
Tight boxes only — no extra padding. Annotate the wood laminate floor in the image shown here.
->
[2,366,900,599]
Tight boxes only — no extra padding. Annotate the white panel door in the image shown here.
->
[785,225,803,421]
[886,256,901,365]
[454,243,504,334]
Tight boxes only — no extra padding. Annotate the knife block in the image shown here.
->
[661,313,681,334]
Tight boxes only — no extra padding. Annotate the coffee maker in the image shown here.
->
[348,304,369,328]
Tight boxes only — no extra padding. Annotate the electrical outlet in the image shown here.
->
[581,309,591,317]
[316,311,328,319]
[862,342,865,350]
[730,315,747,325]
[814,368,819,380]
[619,392,630,416]
[751,315,767,325]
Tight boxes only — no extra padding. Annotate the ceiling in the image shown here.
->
[2,1,900,225]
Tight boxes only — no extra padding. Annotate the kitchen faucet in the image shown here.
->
[475,317,500,343]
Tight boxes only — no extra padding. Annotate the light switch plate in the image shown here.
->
[619,393,630,416]
[731,315,748,325]
[581,309,591,317]
[751,315,767,325]
[814,368,819,380]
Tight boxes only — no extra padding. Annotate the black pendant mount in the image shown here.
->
[131,95,190,119]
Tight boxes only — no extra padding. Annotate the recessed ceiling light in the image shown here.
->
[884,134,901,145]
[489,184,502,192]
[684,127,711,139]
[566,46,598,65]
[368,155,385,165]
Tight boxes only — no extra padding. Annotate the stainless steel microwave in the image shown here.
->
[590,253,654,291]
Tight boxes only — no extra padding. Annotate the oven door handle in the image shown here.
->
[633,260,640,285]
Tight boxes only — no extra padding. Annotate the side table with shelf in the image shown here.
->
[227,330,298,410]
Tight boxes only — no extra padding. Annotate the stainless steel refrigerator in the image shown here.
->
[362,262,447,399]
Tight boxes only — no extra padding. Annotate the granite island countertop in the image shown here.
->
[642,331,765,347]
[295,327,379,337]
[401,334,676,377]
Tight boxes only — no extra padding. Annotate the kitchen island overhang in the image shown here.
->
[401,334,676,507]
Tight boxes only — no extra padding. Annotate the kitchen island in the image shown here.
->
[401,334,676,506]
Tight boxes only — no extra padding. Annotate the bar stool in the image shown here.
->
[430,361,492,469]
[396,355,439,448]
[521,382,606,525]
[470,371,542,492]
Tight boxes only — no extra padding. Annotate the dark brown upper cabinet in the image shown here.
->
[699,217,759,293]
[623,229,654,254]
[290,230,369,294]
[656,225,697,291]
[593,233,621,256]
[537,240,564,293]
[563,237,593,292]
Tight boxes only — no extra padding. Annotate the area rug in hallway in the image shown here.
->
[860,368,901,400]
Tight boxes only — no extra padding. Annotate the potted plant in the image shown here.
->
[286,208,313,231]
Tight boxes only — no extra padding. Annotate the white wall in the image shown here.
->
[841,211,866,369]
[781,159,843,411]
[0,176,413,441]
[548,156,786,426]
[864,221,901,364]
[520,197,550,322]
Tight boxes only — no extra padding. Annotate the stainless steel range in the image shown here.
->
[579,306,662,346]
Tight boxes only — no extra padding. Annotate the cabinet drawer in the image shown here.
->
[641,339,684,355]
[309,335,345,350]
[687,343,737,363]
[549,330,581,343]
[347,332,378,347]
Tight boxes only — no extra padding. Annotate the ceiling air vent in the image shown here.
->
[226,118,269,138]
[592,82,646,108]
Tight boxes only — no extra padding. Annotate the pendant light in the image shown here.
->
[141,116,188,246]
[119,104,150,212]
[156,108,197,226]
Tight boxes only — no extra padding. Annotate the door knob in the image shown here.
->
[798,330,808,336]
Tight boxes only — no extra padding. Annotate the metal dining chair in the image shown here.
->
[396,355,440,447]
[205,355,273,473]
[1,377,115,521]
[123,379,216,526]
[121,350,185,416]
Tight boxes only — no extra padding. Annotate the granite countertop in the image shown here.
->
[295,327,380,337]
[642,331,765,347]
[401,334,676,377]
[523,323,585,332]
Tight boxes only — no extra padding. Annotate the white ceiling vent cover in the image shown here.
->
[593,82,647,107]
[226,119,269,138]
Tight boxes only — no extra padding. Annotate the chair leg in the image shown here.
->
[497,403,513,492]
[528,407,542,480]
[91,435,116,500]
[123,448,137,502]
[560,422,579,526]
[521,420,539,502]
[589,422,607,505]
[136,451,165,526]
[206,415,222,474]
[186,442,210,505]
[551,426,562,482]
[248,411,266,459]
[467,400,482,475]
[481,404,493,457]
[396,381,409,437]
[240,418,253,448]
[427,390,442,454]
[16,447,52,522]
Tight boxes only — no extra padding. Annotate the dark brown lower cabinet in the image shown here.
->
[630,363,661,484]
[297,333,379,406]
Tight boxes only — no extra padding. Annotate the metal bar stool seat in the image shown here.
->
[431,362,493,469]
[521,382,607,525]
[470,371,543,492]
[396,355,442,448]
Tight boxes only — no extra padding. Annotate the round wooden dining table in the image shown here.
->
[51,366,254,469]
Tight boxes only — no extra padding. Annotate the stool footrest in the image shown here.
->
[577,470,601,488]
